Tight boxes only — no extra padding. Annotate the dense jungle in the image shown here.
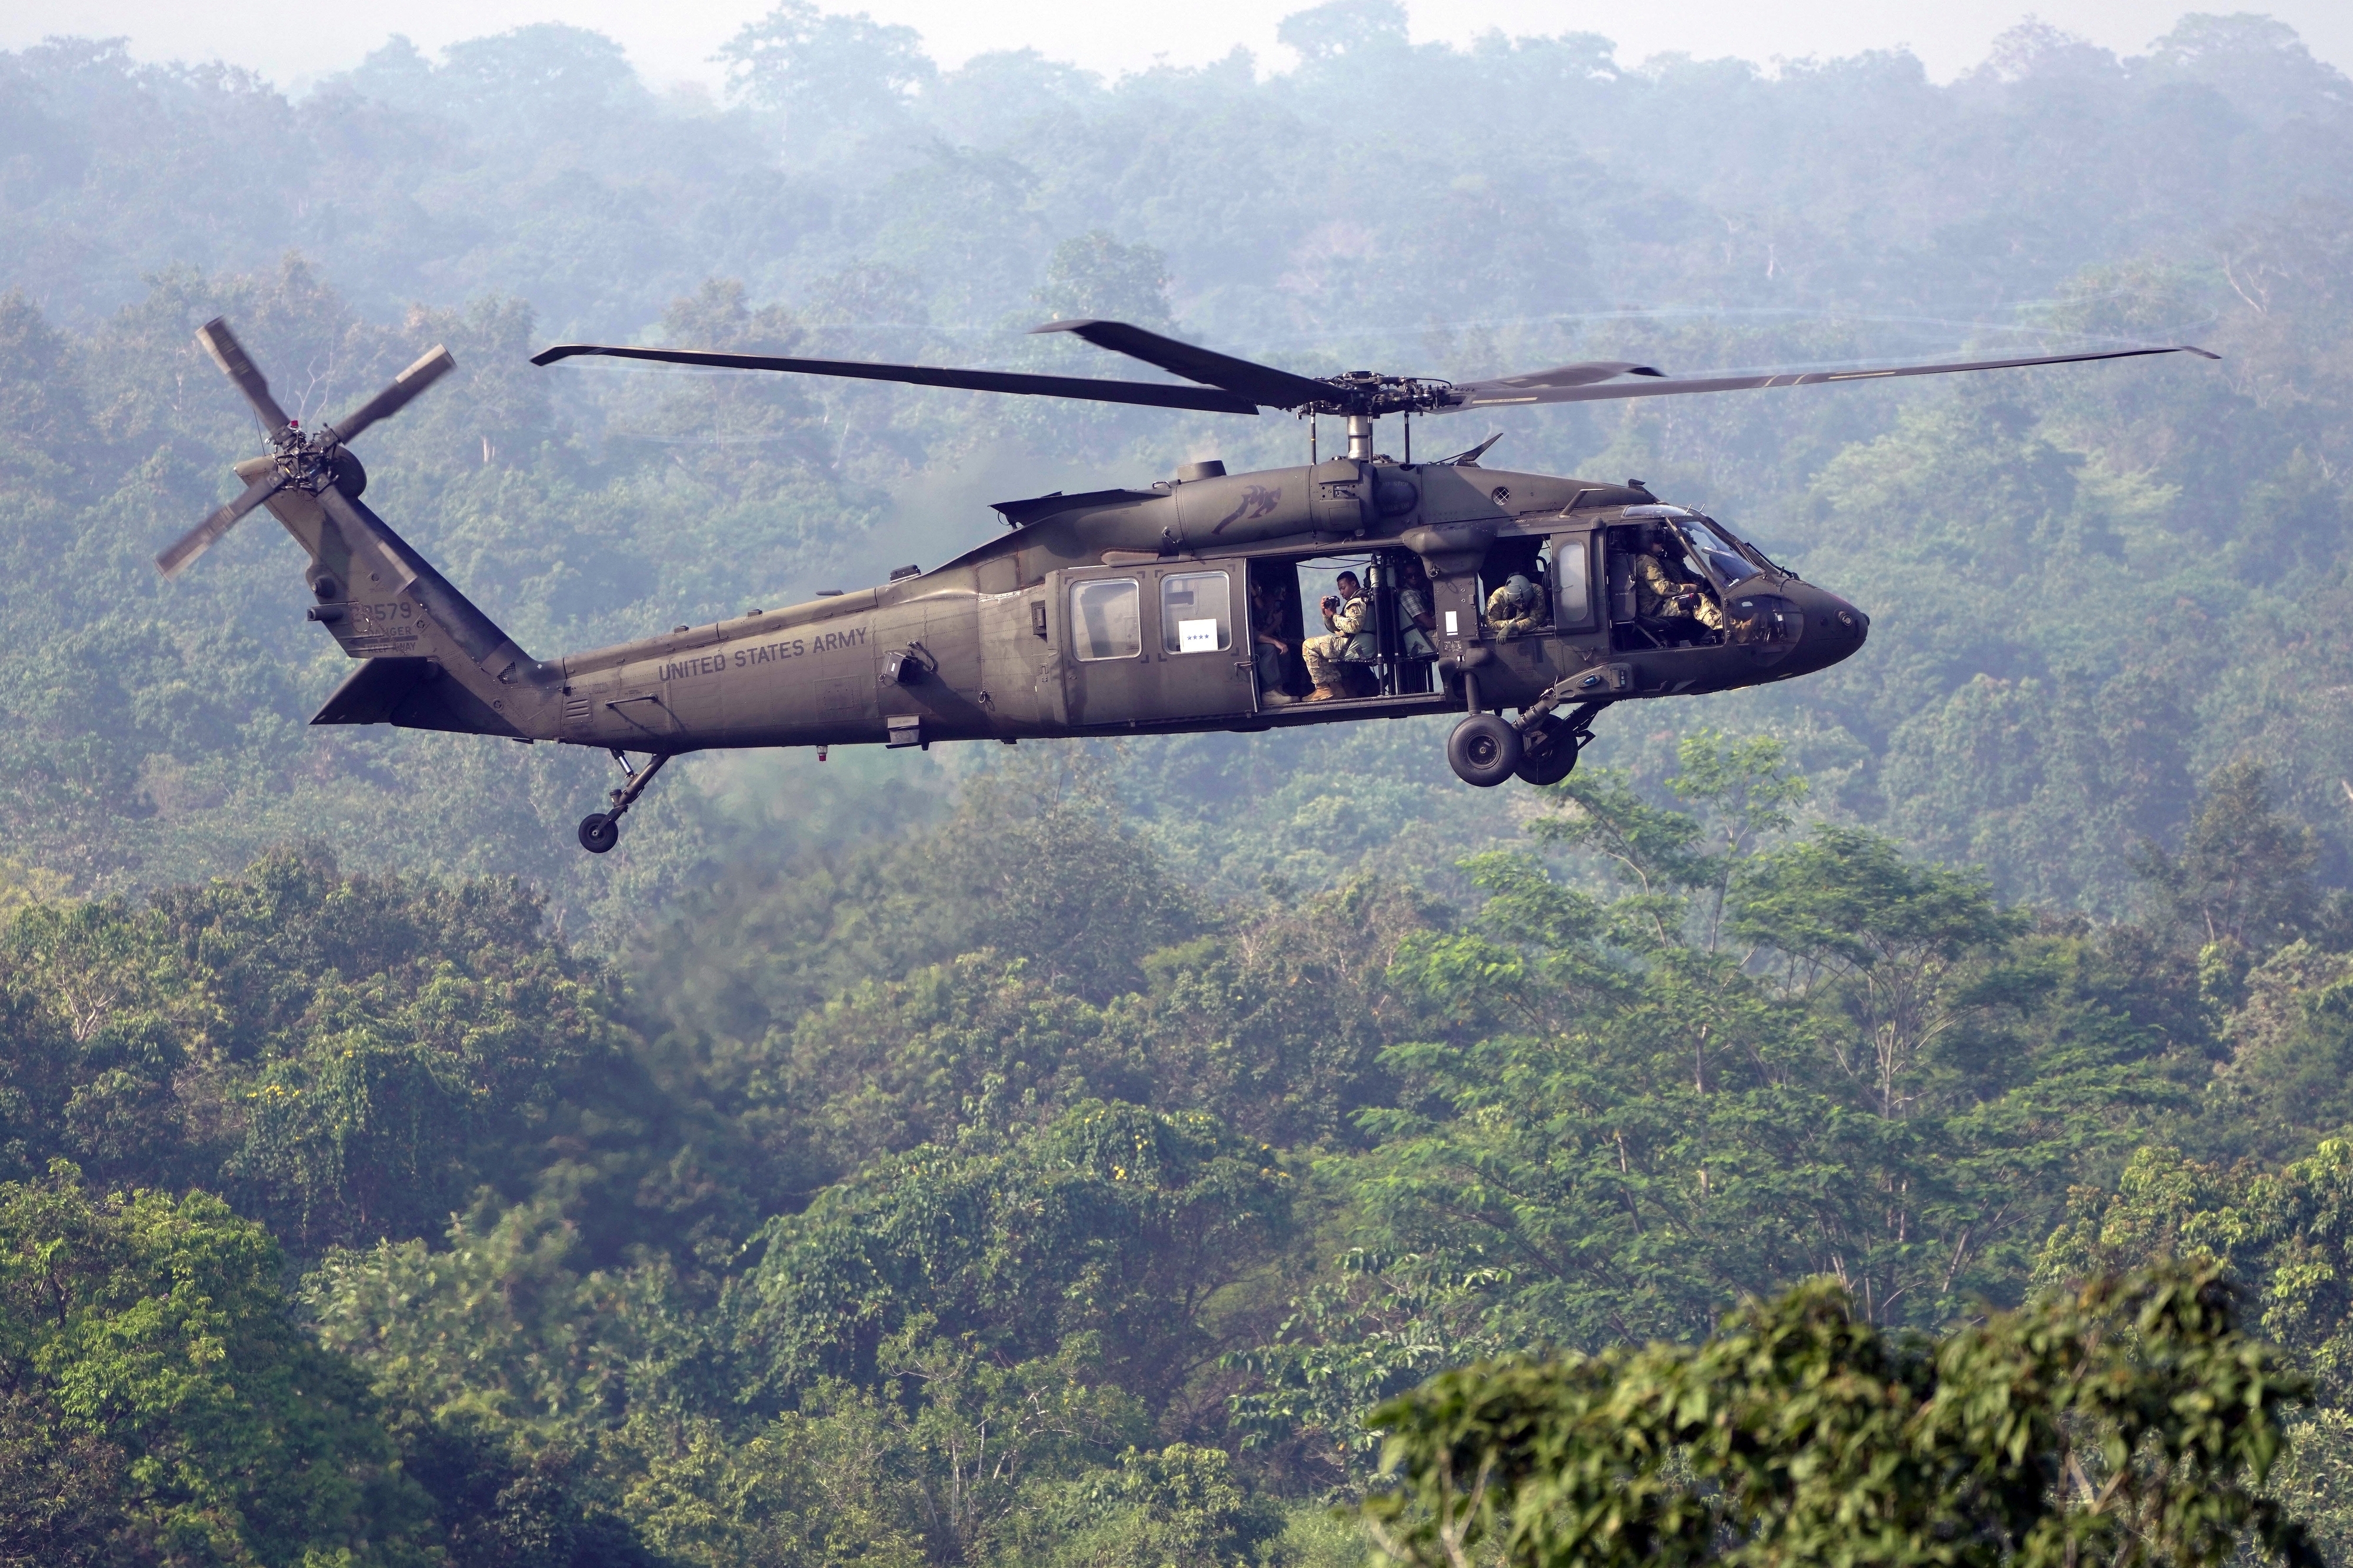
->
[6,2,2353,1563]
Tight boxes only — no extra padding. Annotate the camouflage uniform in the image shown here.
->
[1304,590,1373,690]
[1632,553,1725,633]
[1398,585,1438,659]
[1484,573,1547,639]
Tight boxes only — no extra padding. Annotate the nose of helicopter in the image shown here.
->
[1785,583,1869,671]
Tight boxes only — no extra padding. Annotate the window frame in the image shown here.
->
[1158,569,1234,656]
[1069,577,1144,663]
[1551,532,1598,630]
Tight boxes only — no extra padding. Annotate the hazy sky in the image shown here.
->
[9,0,2347,95]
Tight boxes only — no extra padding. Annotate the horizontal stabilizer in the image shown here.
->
[312,658,525,738]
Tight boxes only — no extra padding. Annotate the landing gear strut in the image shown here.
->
[578,749,671,854]
[1515,699,1605,787]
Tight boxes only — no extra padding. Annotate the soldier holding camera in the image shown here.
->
[1303,571,1372,701]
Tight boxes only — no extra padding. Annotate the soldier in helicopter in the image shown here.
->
[1632,527,1725,642]
[1485,562,1550,639]
[1397,556,1439,660]
[1248,569,1301,707]
[1304,569,1373,700]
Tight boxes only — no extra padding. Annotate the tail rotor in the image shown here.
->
[157,320,454,578]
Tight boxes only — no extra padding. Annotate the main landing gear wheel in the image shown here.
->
[577,813,621,854]
[1515,716,1580,786]
[1447,712,1523,788]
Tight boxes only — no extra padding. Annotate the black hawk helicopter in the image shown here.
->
[158,315,2214,852]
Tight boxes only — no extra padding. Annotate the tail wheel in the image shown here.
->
[578,813,620,854]
[1447,713,1523,788]
[1515,716,1580,786]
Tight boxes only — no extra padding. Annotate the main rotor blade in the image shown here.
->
[322,345,456,445]
[531,343,1264,415]
[1442,343,2220,411]
[196,318,292,430]
[156,469,285,578]
[1468,361,1666,390]
[1029,319,1335,409]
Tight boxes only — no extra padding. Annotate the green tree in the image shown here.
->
[1731,825,2028,1119]
[1367,1266,2316,1568]
[2134,760,2321,956]
[304,1192,719,1436]
[1226,1249,1509,1480]
[304,1195,690,1566]
[733,1100,1294,1417]
[719,0,935,152]
[0,1162,428,1566]
[1344,748,2165,1352]
[2038,1137,2353,1403]
[609,1334,1145,1568]
[1032,234,1175,333]
[1014,1442,1282,1568]
[0,850,742,1260]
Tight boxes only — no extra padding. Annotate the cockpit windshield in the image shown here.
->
[1657,521,1754,590]
[1688,517,1781,586]
[1699,545,1757,586]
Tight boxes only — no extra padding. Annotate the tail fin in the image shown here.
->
[230,457,560,740]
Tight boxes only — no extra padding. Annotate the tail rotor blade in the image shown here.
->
[196,318,292,430]
[323,345,456,445]
[156,470,286,578]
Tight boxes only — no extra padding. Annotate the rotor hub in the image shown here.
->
[1301,372,1456,419]
[268,426,346,493]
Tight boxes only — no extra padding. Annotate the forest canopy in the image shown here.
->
[8,739,2353,1563]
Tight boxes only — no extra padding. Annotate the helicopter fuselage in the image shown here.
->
[285,453,1867,759]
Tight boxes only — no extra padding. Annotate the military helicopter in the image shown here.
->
[158,315,2214,853]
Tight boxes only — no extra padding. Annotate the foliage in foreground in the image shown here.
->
[1369,1266,2315,1568]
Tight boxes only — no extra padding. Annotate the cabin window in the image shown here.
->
[1159,571,1233,654]
[1551,535,1594,629]
[1071,579,1142,661]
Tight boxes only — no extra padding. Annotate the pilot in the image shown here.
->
[1249,576,1297,707]
[1632,531,1725,636]
[1397,558,1438,660]
[1303,571,1372,700]
[1484,571,1547,639]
